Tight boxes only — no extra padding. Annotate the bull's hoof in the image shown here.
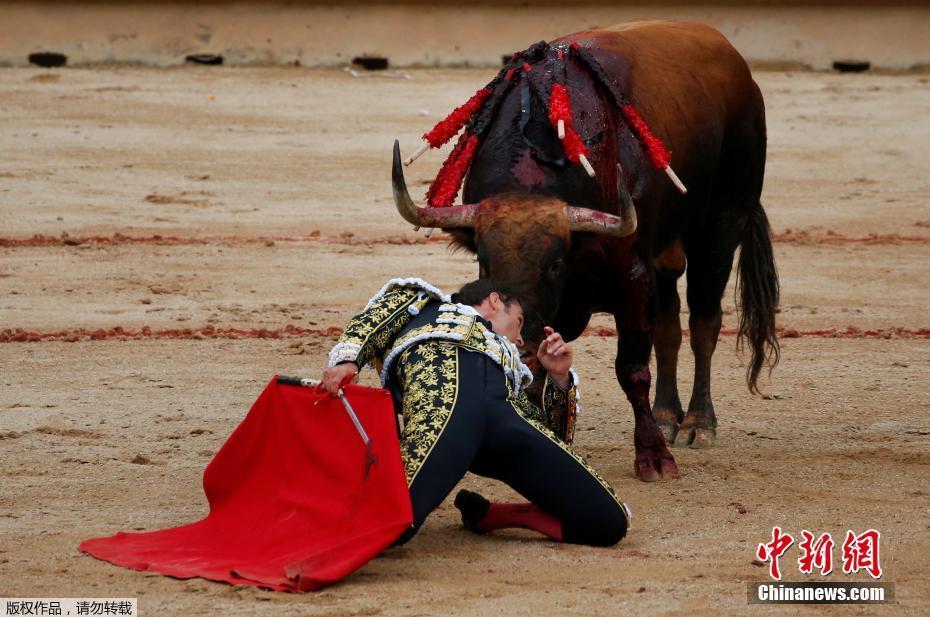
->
[634,444,679,482]
[635,463,660,482]
[660,456,679,477]
[673,425,717,449]
[657,422,678,445]
[651,405,682,446]
[691,427,716,448]
[672,428,692,448]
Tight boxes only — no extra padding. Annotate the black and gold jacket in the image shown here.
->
[328,278,579,443]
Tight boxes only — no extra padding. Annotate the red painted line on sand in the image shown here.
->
[0,325,343,343]
[2,325,927,343]
[0,232,445,248]
[584,325,930,340]
[1,231,927,249]
[771,231,929,246]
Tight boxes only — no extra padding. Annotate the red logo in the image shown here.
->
[757,528,882,580]
[798,530,834,575]
[756,526,794,581]
[842,529,882,579]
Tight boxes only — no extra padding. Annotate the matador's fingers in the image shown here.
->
[337,372,357,393]
[537,338,550,358]
[543,327,563,344]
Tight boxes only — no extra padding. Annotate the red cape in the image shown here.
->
[80,377,413,591]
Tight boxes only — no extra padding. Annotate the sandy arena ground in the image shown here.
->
[1,66,929,615]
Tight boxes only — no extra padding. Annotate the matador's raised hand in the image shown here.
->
[537,326,572,389]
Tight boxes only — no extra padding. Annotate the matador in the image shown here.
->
[321,277,630,546]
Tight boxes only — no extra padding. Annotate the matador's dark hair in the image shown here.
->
[452,279,523,308]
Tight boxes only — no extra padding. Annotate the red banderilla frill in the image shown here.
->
[404,88,491,166]
[425,133,480,208]
[620,103,687,194]
[548,83,595,177]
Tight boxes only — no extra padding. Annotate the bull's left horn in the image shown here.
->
[615,163,638,235]
[392,140,479,229]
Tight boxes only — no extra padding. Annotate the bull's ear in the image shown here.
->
[447,229,477,254]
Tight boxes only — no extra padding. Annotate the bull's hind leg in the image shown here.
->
[652,241,687,444]
[677,85,767,448]
[676,215,744,448]
[677,311,722,448]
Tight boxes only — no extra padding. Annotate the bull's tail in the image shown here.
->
[736,204,780,394]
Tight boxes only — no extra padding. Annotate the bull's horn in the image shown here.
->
[563,169,635,238]
[615,163,638,235]
[564,206,634,237]
[563,164,637,237]
[392,140,479,229]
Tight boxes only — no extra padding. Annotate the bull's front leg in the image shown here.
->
[613,264,678,482]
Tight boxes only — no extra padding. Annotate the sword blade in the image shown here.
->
[338,389,371,446]
[338,388,377,480]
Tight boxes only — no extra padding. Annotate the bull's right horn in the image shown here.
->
[392,140,479,230]
[564,206,635,237]
[562,164,637,237]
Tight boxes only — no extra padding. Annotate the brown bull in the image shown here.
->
[392,21,779,482]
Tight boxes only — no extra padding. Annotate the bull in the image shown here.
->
[391,21,779,481]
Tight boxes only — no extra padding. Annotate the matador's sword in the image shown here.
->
[277,375,378,479]
[335,388,370,446]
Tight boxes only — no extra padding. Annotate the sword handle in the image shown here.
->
[277,375,321,388]
[278,376,371,448]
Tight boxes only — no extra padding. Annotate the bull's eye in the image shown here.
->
[547,259,565,279]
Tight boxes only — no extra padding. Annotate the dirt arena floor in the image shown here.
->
[1,66,928,615]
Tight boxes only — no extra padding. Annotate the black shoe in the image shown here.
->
[453,489,491,534]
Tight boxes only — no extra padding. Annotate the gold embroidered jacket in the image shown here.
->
[328,278,579,443]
